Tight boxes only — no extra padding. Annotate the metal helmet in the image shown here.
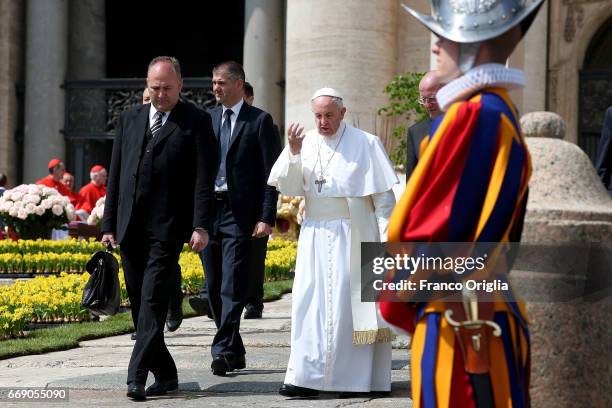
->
[402,0,545,44]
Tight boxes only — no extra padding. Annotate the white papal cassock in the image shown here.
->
[268,122,398,392]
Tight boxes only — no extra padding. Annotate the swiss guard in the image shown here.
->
[378,1,545,407]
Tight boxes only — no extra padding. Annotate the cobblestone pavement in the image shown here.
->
[0,294,413,407]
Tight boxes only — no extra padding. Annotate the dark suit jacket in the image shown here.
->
[406,118,433,178]
[102,100,217,243]
[209,103,281,234]
[595,107,612,194]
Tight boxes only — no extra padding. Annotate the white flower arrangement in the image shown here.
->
[0,184,76,239]
[87,195,105,227]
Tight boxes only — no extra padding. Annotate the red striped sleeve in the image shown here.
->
[402,100,482,242]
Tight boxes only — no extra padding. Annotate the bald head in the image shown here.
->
[419,71,443,119]
[146,56,183,112]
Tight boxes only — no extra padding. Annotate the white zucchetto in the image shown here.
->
[311,87,343,100]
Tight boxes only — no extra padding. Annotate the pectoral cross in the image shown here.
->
[315,177,326,193]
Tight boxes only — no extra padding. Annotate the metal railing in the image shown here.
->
[63,78,216,140]
[62,78,216,187]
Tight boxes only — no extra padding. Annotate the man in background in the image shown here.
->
[78,165,107,214]
[243,82,255,106]
[406,71,443,178]
[189,61,280,376]
[36,158,71,197]
[190,80,276,321]
[142,88,150,104]
[61,172,87,220]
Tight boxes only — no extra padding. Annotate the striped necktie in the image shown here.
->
[151,111,165,137]
[215,109,233,187]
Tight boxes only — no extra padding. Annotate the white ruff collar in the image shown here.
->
[437,64,525,111]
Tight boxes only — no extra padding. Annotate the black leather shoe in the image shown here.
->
[243,308,262,319]
[189,296,212,318]
[166,292,184,332]
[211,356,230,376]
[227,354,246,370]
[211,355,246,376]
[279,383,319,397]
[338,390,391,398]
[126,384,146,401]
[370,391,391,397]
[145,378,179,396]
[166,307,183,332]
[131,332,137,341]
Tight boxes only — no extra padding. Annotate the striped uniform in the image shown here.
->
[378,88,532,408]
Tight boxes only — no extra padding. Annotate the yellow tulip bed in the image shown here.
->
[0,239,103,255]
[0,252,91,274]
[0,238,297,339]
[265,239,298,280]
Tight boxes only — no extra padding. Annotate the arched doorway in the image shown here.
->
[579,16,612,162]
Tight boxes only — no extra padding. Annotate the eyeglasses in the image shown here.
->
[418,96,437,105]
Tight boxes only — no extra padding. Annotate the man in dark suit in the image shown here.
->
[406,71,443,178]
[125,88,184,342]
[102,56,216,401]
[189,81,280,321]
[189,61,280,376]
[596,102,612,197]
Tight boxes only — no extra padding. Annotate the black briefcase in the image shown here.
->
[81,248,121,316]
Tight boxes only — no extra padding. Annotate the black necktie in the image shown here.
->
[150,111,165,137]
[216,109,233,187]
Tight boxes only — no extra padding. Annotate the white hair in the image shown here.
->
[90,169,107,181]
[330,96,343,108]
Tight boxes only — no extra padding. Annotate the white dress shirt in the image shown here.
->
[149,104,170,128]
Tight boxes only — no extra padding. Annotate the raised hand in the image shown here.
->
[287,122,305,155]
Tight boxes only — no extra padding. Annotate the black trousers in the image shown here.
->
[120,227,183,385]
[198,237,267,313]
[202,194,250,358]
[130,264,182,331]
[245,236,268,311]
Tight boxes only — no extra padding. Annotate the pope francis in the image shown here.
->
[268,88,398,397]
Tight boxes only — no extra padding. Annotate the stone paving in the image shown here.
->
[0,294,413,407]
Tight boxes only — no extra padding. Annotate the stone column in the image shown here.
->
[508,2,548,115]
[68,0,106,188]
[285,0,397,135]
[243,0,284,126]
[23,0,68,183]
[0,0,24,186]
[396,0,431,74]
[521,3,548,114]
